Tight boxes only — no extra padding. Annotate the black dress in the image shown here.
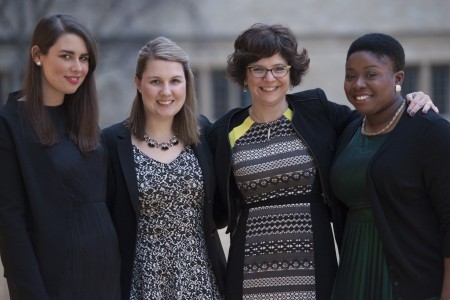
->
[45,105,120,300]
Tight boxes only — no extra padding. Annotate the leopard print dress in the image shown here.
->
[129,145,222,300]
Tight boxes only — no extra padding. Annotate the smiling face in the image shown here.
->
[135,59,186,121]
[344,51,404,117]
[33,33,89,106]
[245,53,291,108]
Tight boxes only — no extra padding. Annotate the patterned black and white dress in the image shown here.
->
[130,145,222,300]
[226,109,337,300]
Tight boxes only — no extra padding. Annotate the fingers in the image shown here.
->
[421,102,432,114]
[422,101,439,114]
[405,91,438,116]
[431,103,440,114]
[405,92,415,104]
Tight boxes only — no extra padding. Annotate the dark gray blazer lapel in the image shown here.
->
[116,125,139,215]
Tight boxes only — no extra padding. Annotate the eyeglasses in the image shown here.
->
[247,65,291,78]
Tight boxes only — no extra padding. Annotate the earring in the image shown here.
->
[36,61,41,66]
[243,85,247,92]
[395,84,401,93]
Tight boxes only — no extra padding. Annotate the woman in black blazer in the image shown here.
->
[102,36,226,299]
[0,14,120,299]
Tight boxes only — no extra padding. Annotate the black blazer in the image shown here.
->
[207,88,359,246]
[102,115,226,299]
[0,92,84,299]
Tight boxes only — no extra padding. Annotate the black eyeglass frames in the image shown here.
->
[247,65,291,78]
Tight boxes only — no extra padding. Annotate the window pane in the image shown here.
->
[402,66,419,97]
[431,65,449,114]
[240,89,252,107]
[193,70,202,112]
[212,70,229,119]
[0,71,8,105]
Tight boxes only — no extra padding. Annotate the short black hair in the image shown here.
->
[346,33,405,72]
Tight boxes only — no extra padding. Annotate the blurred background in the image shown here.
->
[0,0,449,298]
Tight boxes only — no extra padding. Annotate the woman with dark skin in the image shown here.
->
[0,14,120,299]
[207,23,435,300]
[330,32,450,300]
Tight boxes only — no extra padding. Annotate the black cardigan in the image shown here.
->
[102,116,226,299]
[334,110,450,299]
[207,88,359,247]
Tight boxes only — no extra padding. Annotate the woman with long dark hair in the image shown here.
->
[0,14,120,299]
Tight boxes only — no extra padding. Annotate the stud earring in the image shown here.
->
[395,84,401,93]
[36,61,41,66]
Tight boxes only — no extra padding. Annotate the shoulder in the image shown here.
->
[289,88,357,121]
[0,91,22,119]
[198,114,211,131]
[288,88,326,100]
[101,120,129,141]
[209,107,248,134]
[416,112,450,134]
[287,88,334,113]
[395,112,450,147]
[287,88,347,113]
[406,111,450,129]
[287,88,328,102]
[0,92,27,138]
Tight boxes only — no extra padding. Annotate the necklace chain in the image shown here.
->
[249,104,288,140]
[143,134,179,151]
[361,100,405,136]
[249,108,277,140]
[249,103,287,124]
[249,109,278,124]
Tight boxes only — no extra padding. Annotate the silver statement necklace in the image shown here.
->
[143,133,179,151]
[361,99,405,136]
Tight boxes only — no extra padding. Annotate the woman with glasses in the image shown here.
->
[207,23,435,300]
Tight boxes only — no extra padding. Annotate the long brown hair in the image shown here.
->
[21,14,100,154]
[128,36,200,145]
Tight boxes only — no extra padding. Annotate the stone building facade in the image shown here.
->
[0,0,449,298]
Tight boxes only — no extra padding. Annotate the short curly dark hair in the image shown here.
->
[227,23,310,88]
[346,32,405,72]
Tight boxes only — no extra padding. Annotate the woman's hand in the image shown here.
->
[406,91,439,116]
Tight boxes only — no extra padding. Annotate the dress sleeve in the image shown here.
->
[0,116,49,299]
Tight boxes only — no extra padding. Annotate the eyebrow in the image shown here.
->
[346,65,380,70]
[250,63,287,67]
[59,50,89,56]
[145,74,184,80]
